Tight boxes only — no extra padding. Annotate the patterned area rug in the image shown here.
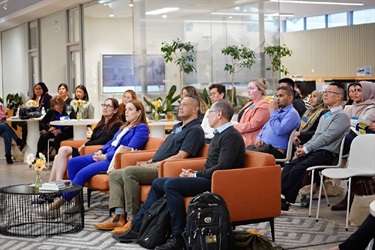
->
[0,190,353,249]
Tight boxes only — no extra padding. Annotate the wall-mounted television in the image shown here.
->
[102,54,165,93]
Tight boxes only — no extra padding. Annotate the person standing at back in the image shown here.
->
[200,83,225,143]
[279,78,307,117]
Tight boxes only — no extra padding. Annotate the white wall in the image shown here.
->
[1,25,28,103]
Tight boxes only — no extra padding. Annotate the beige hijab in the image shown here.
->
[299,90,327,132]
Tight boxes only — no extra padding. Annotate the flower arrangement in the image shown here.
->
[73,100,86,120]
[26,153,46,188]
[25,99,38,107]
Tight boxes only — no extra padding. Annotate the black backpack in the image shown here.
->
[183,192,233,250]
[137,197,171,249]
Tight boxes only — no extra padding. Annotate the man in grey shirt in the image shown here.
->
[281,82,350,210]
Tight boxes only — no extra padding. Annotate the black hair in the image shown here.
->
[209,84,226,99]
[278,78,295,90]
[75,84,89,101]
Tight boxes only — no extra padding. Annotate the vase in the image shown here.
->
[77,111,82,121]
[154,112,160,122]
[35,170,42,189]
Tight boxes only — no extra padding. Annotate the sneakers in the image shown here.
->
[111,216,133,235]
[155,235,185,250]
[112,229,139,243]
[281,198,290,211]
[94,214,125,231]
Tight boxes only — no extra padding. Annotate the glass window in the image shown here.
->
[28,21,38,50]
[285,18,304,32]
[328,12,347,27]
[306,15,325,30]
[68,8,80,43]
[353,8,375,25]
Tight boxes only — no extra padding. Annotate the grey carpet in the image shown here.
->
[0,190,354,249]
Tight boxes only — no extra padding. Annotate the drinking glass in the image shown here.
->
[66,105,73,119]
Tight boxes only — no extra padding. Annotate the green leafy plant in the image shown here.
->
[264,44,293,93]
[0,97,3,104]
[6,93,24,110]
[143,85,180,120]
[221,45,256,103]
[161,38,196,87]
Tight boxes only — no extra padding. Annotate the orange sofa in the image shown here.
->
[159,150,280,241]
[60,137,165,207]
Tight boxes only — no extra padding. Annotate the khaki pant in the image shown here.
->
[108,166,158,213]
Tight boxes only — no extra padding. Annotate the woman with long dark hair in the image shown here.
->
[70,85,95,119]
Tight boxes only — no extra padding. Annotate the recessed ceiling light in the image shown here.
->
[129,3,133,7]
[270,0,363,6]
[109,14,114,17]
[211,12,257,16]
[162,15,167,19]
[146,7,179,15]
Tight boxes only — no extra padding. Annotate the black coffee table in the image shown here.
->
[0,184,84,237]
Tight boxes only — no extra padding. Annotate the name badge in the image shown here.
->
[248,104,255,109]
[174,126,182,134]
[323,111,331,119]
[302,116,308,122]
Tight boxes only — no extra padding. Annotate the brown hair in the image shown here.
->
[95,98,123,132]
[125,89,137,100]
[120,99,149,130]
[50,95,65,108]
[119,89,138,115]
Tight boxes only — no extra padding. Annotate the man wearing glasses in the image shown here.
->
[281,82,350,211]
[201,83,226,143]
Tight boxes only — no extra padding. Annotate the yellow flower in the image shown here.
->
[152,101,161,108]
[34,159,46,171]
[265,96,271,103]
[26,153,47,171]
[247,230,262,236]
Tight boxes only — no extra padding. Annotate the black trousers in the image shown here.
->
[36,130,73,156]
[340,214,375,250]
[246,143,285,159]
[281,149,334,203]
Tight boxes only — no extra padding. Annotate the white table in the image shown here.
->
[148,121,179,139]
[8,116,44,162]
[50,119,99,140]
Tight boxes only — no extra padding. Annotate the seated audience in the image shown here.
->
[48,98,123,182]
[234,79,270,147]
[294,90,328,146]
[246,86,300,159]
[36,96,76,157]
[58,83,72,105]
[279,78,307,117]
[70,85,95,119]
[332,81,375,211]
[345,83,356,106]
[48,100,150,212]
[181,86,208,121]
[200,83,225,143]
[281,83,350,211]
[118,89,137,122]
[329,213,375,250]
[295,81,310,108]
[93,94,205,235]
[0,122,26,164]
[112,99,245,249]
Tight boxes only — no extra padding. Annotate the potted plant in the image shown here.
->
[221,45,256,103]
[161,39,196,88]
[143,85,180,121]
[264,44,293,94]
[6,93,24,116]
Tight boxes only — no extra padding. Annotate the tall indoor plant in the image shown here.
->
[221,45,256,103]
[264,44,293,94]
[161,39,196,88]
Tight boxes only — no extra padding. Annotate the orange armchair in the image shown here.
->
[159,151,280,241]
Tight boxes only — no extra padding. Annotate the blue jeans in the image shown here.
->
[0,123,20,155]
[132,177,211,236]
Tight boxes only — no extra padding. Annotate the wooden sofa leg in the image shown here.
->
[87,189,92,208]
[270,217,275,242]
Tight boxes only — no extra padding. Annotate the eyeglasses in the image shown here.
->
[101,104,113,108]
[323,90,340,96]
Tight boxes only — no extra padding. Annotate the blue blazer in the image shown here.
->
[100,123,149,161]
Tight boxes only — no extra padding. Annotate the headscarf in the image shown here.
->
[345,81,375,118]
[299,90,327,132]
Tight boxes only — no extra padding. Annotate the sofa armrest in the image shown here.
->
[81,145,102,155]
[60,140,88,149]
[160,158,206,177]
[212,166,281,223]
[121,151,157,169]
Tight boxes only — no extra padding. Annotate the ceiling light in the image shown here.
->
[270,0,363,6]
[98,0,110,4]
[212,12,256,16]
[162,15,167,19]
[266,13,295,17]
[109,14,114,17]
[146,7,179,15]
[129,3,133,7]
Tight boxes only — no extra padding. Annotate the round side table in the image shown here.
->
[0,184,84,237]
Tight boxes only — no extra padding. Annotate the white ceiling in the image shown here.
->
[0,0,374,32]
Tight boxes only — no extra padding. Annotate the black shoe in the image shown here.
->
[281,198,289,211]
[16,138,26,151]
[155,235,185,250]
[113,229,139,243]
[5,155,13,164]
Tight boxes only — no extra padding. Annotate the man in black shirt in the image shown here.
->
[279,78,307,117]
[114,99,245,249]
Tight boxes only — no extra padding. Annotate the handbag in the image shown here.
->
[18,106,41,119]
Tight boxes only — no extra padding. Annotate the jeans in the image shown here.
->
[0,123,20,155]
[132,177,211,236]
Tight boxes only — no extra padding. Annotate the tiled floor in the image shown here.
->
[0,141,352,249]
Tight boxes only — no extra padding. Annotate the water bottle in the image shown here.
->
[41,107,46,115]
